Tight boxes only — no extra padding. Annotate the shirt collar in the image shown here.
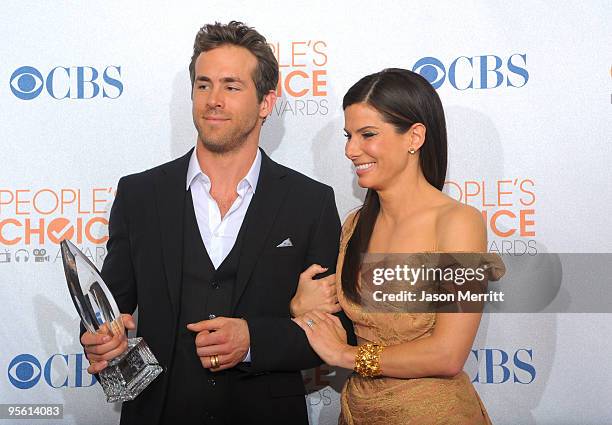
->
[186,147,262,193]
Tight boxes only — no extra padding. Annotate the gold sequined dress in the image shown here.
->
[337,215,505,425]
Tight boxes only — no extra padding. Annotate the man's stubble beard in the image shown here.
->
[197,113,260,155]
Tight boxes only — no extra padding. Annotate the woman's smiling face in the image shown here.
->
[344,102,418,190]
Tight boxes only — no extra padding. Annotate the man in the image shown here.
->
[80,21,354,425]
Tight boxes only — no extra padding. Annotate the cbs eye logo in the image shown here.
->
[412,57,446,89]
[10,66,44,100]
[8,354,42,389]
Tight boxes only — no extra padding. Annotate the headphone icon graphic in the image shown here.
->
[15,249,29,263]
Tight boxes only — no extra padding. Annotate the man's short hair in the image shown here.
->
[189,21,279,103]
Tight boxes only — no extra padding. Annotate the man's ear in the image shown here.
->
[259,90,277,120]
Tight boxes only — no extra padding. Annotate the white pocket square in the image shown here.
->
[276,238,293,248]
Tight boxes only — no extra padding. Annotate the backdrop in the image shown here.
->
[1,1,611,424]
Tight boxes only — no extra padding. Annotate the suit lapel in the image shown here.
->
[154,149,192,319]
[231,149,290,313]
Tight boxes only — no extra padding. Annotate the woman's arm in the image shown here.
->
[368,205,488,377]
[298,205,488,378]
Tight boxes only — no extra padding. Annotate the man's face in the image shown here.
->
[192,45,267,154]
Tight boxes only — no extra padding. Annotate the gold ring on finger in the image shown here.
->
[210,354,220,369]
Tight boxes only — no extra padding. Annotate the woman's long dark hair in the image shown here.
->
[341,68,448,304]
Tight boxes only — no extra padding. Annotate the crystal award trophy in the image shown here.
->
[60,239,162,402]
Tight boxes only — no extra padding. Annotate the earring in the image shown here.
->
[408,147,416,154]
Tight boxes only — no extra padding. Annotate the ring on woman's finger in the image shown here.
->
[306,319,315,328]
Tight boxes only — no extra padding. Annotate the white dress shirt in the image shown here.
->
[185,147,261,362]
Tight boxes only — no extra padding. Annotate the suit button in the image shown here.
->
[208,314,216,320]
[211,281,220,289]
[208,377,216,386]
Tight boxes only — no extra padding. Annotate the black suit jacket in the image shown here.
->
[96,148,355,424]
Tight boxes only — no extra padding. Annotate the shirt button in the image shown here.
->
[208,314,216,320]
[211,281,220,289]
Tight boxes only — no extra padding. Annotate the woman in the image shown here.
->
[291,68,505,424]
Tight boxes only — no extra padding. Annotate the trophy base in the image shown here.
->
[99,337,163,403]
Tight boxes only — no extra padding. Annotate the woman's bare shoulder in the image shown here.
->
[435,195,486,252]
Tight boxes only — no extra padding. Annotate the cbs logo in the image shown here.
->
[412,54,529,90]
[9,65,123,100]
[8,354,41,389]
[8,353,96,389]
